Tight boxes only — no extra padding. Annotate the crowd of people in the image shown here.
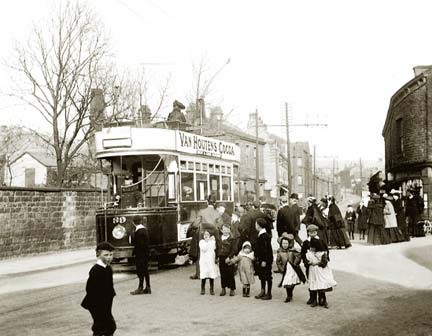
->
[347,187,425,246]
[80,184,426,335]
[186,193,338,309]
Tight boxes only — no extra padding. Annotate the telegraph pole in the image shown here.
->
[313,145,317,196]
[285,102,292,194]
[359,157,363,194]
[332,158,335,195]
[255,109,260,199]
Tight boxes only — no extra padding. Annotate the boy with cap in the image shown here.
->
[130,215,151,295]
[81,242,117,336]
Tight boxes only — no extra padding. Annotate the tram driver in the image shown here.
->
[121,176,144,208]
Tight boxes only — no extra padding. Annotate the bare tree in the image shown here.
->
[8,1,115,187]
[0,126,25,185]
[187,56,230,125]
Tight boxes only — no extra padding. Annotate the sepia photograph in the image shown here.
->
[0,0,432,335]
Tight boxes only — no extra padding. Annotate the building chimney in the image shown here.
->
[413,65,432,77]
[90,88,106,131]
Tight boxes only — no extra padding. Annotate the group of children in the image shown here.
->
[81,219,337,335]
[198,218,337,308]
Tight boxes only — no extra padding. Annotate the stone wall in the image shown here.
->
[0,187,103,259]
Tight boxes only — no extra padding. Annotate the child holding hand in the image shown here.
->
[199,229,219,295]
[306,238,337,308]
[229,241,255,297]
[217,223,238,296]
[277,233,306,302]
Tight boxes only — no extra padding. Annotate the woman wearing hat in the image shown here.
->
[303,197,330,246]
[366,194,390,245]
[383,194,404,243]
[390,190,409,241]
[327,197,351,249]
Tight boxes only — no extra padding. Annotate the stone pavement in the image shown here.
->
[0,248,95,275]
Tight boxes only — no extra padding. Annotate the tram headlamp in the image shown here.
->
[112,224,126,239]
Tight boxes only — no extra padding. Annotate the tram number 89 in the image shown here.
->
[113,216,127,224]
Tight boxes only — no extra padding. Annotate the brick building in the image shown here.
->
[382,65,432,220]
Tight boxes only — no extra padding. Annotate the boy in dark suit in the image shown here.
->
[130,215,151,295]
[81,242,117,336]
[254,217,274,300]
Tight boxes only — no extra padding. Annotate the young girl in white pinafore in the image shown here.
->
[277,233,306,302]
[199,230,220,295]
[306,238,337,308]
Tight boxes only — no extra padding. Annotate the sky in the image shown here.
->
[0,0,431,161]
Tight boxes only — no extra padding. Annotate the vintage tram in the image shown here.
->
[94,123,240,266]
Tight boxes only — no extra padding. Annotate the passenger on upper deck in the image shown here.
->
[167,100,186,123]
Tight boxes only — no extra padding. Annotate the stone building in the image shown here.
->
[246,112,314,203]
[291,142,313,199]
[206,108,266,204]
[382,65,432,219]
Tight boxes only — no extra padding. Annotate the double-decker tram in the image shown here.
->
[94,123,240,266]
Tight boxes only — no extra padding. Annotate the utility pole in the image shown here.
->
[359,157,363,195]
[255,109,260,199]
[313,145,317,196]
[253,104,326,200]
[285,102,292,194]
[332,158,336,196]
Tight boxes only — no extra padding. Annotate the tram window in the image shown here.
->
[215,165,220,173]
[210,174,220,200]
[188,161,194,170]
[196,173,208,201]
[202,163,208,172]
[168,173,176,200]
[209,164,214,173]
[180,161,187,170]
[222,176,231,201]
[196,162,201,171]
[181,172,194,201]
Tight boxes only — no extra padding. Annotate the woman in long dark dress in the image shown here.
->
[327,197,351,249]
[356,200,368,240]
[390,190,410,241]
[366,194,390,245]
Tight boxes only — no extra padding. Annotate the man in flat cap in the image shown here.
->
[276,193,303,246]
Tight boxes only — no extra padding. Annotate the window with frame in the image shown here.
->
[210,174,220,200]
[181,172,194,201]
[196,173,208,201]
[297,175,303,186]
[395,118,403,154]
[221,176,231,201]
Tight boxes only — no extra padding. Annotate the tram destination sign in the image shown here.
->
[176,131,240,161]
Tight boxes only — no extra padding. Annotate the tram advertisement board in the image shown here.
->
[176,130,240,161]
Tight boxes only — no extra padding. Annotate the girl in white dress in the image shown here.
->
[199,230,220,295]
[278,233,306,302]
[306,238,337,308]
